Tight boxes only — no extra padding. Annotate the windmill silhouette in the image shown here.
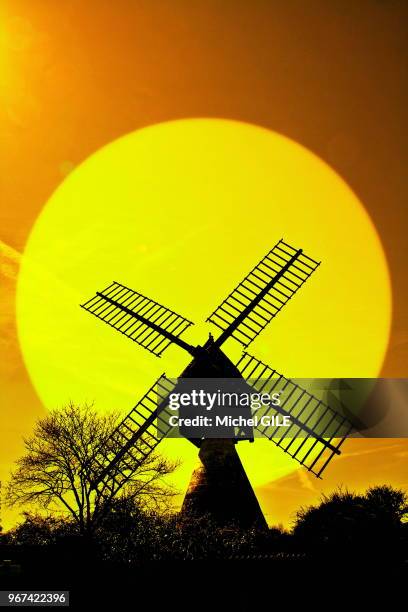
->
[81,239,353,528]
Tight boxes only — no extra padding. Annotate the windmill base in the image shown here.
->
[180,439,268,530]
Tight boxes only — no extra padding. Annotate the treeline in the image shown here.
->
[1,485,407,562]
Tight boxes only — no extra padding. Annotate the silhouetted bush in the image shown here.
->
[93,497,291,561]
[5,512,75,546]
[293,485,408,560]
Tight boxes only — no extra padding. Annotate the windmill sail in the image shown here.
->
[81,281,195,357]
[208,240,320,348]
[236,352,353,478]
[91,374,176,497]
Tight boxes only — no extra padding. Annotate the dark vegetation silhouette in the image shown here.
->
[294,485,408,559]
[2,486,406,562]
[5,403,178,536]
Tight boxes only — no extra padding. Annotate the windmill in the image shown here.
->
[80,239,353,528]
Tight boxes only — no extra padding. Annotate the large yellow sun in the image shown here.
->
[17,119,391,498]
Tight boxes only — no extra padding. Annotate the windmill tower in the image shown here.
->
[81,240,353,528]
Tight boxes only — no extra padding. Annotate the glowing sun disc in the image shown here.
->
[17,118,391,495]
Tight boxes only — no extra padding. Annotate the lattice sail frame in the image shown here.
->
[81,281,194,357]
[236,352,354,478]
[207,240,320,348]
[92,374,176,495]
[81,239,350,488]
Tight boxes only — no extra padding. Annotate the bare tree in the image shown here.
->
[6,403,178,535]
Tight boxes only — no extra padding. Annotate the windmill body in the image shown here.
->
[167,335,266,527]
[80,240,353,527]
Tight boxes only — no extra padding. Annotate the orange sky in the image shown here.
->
[1,0,407,529]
